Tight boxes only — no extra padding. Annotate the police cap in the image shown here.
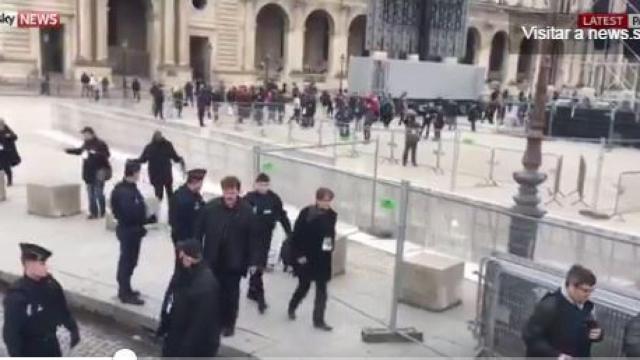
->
[187,168,207,182]
[20,243,52,262]
[176,240,202,259]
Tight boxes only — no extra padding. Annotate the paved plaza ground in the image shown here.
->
[0,96,478,357]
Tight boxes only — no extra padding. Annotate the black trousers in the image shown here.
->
[153,181,173,201]
[248,270,265,303]
[197,107,206,127]
[289,277,328,325]
[403,141,418,166]
[116,228,143,296]
[21,337,61,357]
[2,165,12,186]
[153,103,164,120]
[217,272,242,330]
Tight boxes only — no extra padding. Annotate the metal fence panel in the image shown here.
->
[476,254,640,357]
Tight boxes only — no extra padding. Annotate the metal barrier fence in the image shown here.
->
[613,171,640,220]
[474,253,640,357]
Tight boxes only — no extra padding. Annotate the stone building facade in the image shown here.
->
[0,0,634,93]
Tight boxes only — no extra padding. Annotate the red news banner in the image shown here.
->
[522,13,640,41]
[0,10,61,28]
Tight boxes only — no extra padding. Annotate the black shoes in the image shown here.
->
[314,322,333,332]
[258,301,268,314]
[288,308,296,320]
[119,293,145,306]
[222,327,235,337]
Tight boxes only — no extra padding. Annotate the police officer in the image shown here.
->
[157,240,221,357]
[169,169,206,245]
[3,243,80,356]
[194,176,260,337]
[110,160,157,305]
[243,173,292,313]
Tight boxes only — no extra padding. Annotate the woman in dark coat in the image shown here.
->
[288,187,337,331]
[138,131,184,201]
[0,119,20,186]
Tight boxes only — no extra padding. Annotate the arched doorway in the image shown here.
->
[108,0,150,77]
[488,31,509,82]
[255,4,289,75]
[516,38,536,83]
[460,27,480,65]
[303,10,334,74]
[348,15,366,58]
[549,40,565,85]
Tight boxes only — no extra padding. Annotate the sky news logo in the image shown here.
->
[0,10,61,28]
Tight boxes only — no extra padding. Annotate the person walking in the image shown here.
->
[64,127,111,219]
[151,83,165,120]
[184,81,194,107]
[243,173,292,313]
[110,160,158,305]
[80,72,90,98]
[0,118,20,186]
[157,240,221,358]
[173,88,184,118]
[468,101,481,132]
[3,244,80,357]
[194,176,260,337]
[169,169,206,245]
[402,111,421,167]
[196,87,211,127]
[132,78,141,102]
[523,265,604,358]
[288,188,338,331]
[137,131,185,202]
[101,77,110,99]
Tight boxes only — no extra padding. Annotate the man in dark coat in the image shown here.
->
[158,240,221,357]
[169,169,206,245]
[194,176,260,337]
[131,78,141,102]
[288,187,338,331]
[184,81,194,107]
[523,265,604,358]
[196,87,211,127]
[110,161,158,305]
[3,243,80,357]
[151,83,165,120]
[243,173,292,313]
[65,127,111,219]
[402,111,421,167]
[138,131,184,201]
[0,118,20,186]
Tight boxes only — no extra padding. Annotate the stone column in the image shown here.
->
[150,0,162,79]
[330,8,348,78]
[95,0,109,63]
[286,3,306,75]
[77,0,93,62]
[177,0,190,66]
[163,0,176,65]
[242,0,257,71]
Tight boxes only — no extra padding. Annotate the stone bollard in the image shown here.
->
[27,183,82,217]
[399,251,464,312]
[332,234,348,277]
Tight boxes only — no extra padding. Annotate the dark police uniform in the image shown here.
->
[194,197,260,334]
[243,189,292,308]
[158,241,221,357]
[110,169,155,303]
[169,184,205,245]
[3,244,80,357]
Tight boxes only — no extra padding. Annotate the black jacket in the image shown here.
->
[159,263,220,357]
[523,289,603,358]
[2,276,78,357]
[194,197,261,275]
[65,138,111,184]
[0,126,20,168]
[169,184,204,243]
[110,180,148,233]
[244,190,292,266]
[291,206,337,282]
[138,139,183,186]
